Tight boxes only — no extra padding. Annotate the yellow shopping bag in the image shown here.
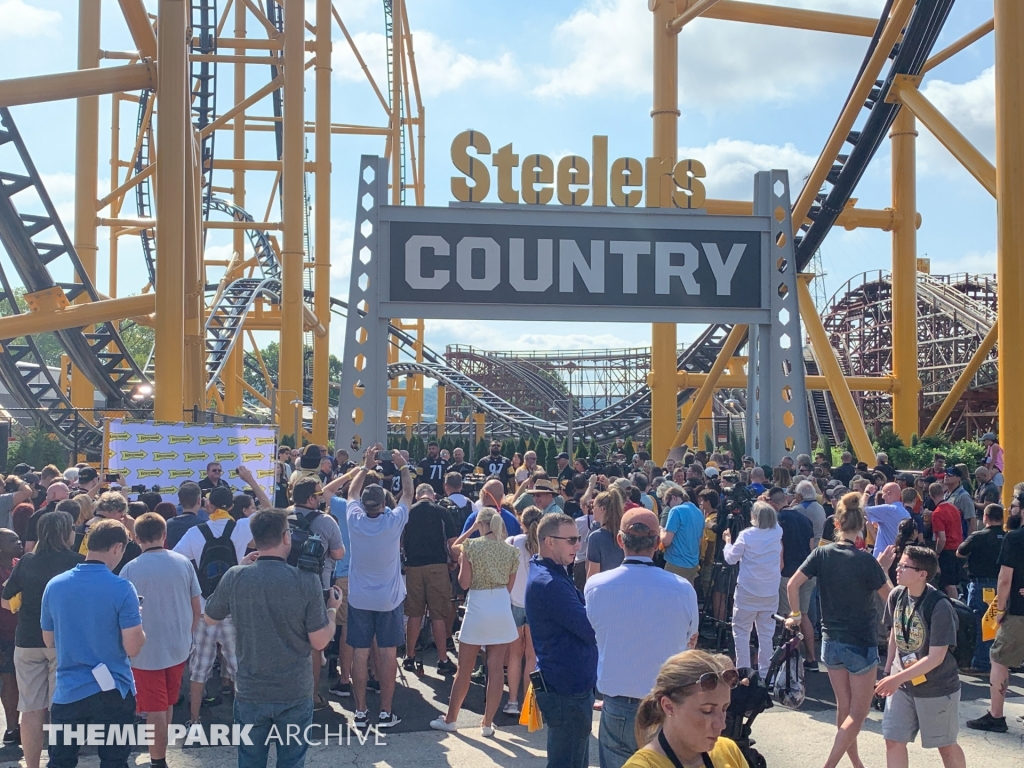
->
[519,682,543,732]
[982,598,1000,643]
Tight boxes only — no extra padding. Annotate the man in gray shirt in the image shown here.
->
[119,513,200,768]
[288,476,345,708]
[944,471,976,534]
[205,509,338,768]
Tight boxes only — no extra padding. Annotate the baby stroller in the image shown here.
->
[763,615,805,710]
[723,667,771,768]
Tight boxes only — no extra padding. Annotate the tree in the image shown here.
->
[516,436,527,458]
[242,341,343,406]
[575,440,588,460]
[589,437,600,459]
[9,425,67,470]
[535,439,547,473]
[545,438,558,475]
[474,438,488,462]
[623,437,635,458]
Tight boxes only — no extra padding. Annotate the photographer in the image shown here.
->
[287,477,345,710]
[205,509,338,768]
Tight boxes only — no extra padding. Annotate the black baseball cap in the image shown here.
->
[78,467,98,483]
[11,463,32,476]
[556,452,570,461]
[361,484,386,511]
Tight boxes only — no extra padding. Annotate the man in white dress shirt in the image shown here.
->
[584,507,699,768]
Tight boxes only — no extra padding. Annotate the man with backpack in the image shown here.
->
[172,486,252,730]
[875,546,966,768]
[287,476,345,710]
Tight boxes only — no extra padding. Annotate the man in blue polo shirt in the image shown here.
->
[526,512,598,768]
[41,519,145,768]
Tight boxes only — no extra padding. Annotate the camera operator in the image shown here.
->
[287,477,345,710]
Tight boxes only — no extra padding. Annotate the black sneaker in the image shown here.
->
[3,727,19,746]
[366,677,381,693]
[402,657,418,672]
[446,638,456,652]
[437,658,457,676]
[378,711,401,728]
[329,681,352,698]
[353,710,369,729]
[966,712,1008,733]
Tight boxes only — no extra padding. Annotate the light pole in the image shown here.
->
[550,362,578,457]
[290,399,303,447]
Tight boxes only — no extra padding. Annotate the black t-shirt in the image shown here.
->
[832,463,856,487]
[416,458,449,496]
[477,455,512,488]
[997,528,1024,615]
[799,542,887,647]
[874,464,897,482]
[2,549,84,647]
[563,498,582,519]
[403,501,458,568]
[558,466,575,491]
[779,507,814,577]
[958,525,1006,579]
[24,501,59,544]
[198,477,228,491]
[448,461,474,477]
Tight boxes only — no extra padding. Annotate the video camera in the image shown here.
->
[721,481,754,541]
[459,474,483,501]
[131,483,162,495]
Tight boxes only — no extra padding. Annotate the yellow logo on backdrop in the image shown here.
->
[168,469,194,479]
[107,450,115,461]
[241,452,264,463]
[168,435,194,445]
[255,436,276,446]
[120,450,148,461]
[152,452,179,462]
[228,437,248,446]
[136,433,162,444]
[213,452,236,462]
[152,421,180,427]
[136,468,162,479]
[184,452,209,463]
[450,130,707,209]
[156,486,178,494]
[108,432,130,442]
[199,436,222,446]
[257,468,275,479]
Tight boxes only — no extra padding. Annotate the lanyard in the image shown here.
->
[622,558,658,567]
[658,730,714,768]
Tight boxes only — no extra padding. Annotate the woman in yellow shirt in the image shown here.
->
[624,650,749,768]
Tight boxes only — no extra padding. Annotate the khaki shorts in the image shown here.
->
[333,576,349,626]
[779,575,815,615]
[14,646,57,712]
[665,563,699,585]
[404,563,452,619]
[991,614,1024,668]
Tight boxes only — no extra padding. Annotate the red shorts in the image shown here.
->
[133,662,186,713]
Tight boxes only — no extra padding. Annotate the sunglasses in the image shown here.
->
[675,669,739,694]
[547,535,582,545]
[209,469,223,473]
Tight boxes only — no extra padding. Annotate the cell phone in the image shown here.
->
[232,468,240,477]
[379,450,395,462]
[104,473,118,482]
[138,595,144,607]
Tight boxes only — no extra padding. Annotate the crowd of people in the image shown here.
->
[0,430,1018,768]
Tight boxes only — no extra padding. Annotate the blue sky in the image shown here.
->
[0,0,998,362]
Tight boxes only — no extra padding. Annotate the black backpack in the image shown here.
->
[196,520,238,598]
[918,587,978,669]
[288,509,325,571]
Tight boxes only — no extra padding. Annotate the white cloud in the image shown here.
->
[0,0,60,39]
[678,138,817,200]
[534,0,883,106]
[918,66,994,177]
[330,218,354,294]
[422,318,640,351]
[332,29,518,97]
[927,249,995,276]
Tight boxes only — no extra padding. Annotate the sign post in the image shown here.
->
[334,156,808,463]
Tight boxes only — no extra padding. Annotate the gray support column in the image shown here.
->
[752,170,810,463]
[334,156,389,453]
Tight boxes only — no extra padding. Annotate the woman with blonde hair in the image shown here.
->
[503,505,543,716]
[72,494,93,527]
[722,501,782,674]
[587,490,625,579]
[432,507,519,736]
[772,466,792,490]
[625,650,747,768]
[785,492,891,768]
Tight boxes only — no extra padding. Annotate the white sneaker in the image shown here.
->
[502,701,520,715]
[481,724,496,737]
[429,717,458,732]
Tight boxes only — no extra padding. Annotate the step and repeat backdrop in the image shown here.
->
[105,419,277,504]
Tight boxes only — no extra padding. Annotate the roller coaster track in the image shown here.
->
[0,108,152,448]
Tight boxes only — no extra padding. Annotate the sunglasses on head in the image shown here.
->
[674,669,739,694]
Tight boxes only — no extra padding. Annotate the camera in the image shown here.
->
[296,532,327,574]
[721,482,753,541]
[130,483,162,495]
[459,474,483,501]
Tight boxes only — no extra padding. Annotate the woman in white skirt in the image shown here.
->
[431,508,519,736]
[723,500,784,675]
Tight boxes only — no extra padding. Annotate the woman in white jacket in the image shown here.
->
[723,500,783,674]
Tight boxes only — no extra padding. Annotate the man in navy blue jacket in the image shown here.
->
[526,512,598,768]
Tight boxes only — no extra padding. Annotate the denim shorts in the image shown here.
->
[346,603,405,649]
[821,639,879,675]
[511,604,528,628]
